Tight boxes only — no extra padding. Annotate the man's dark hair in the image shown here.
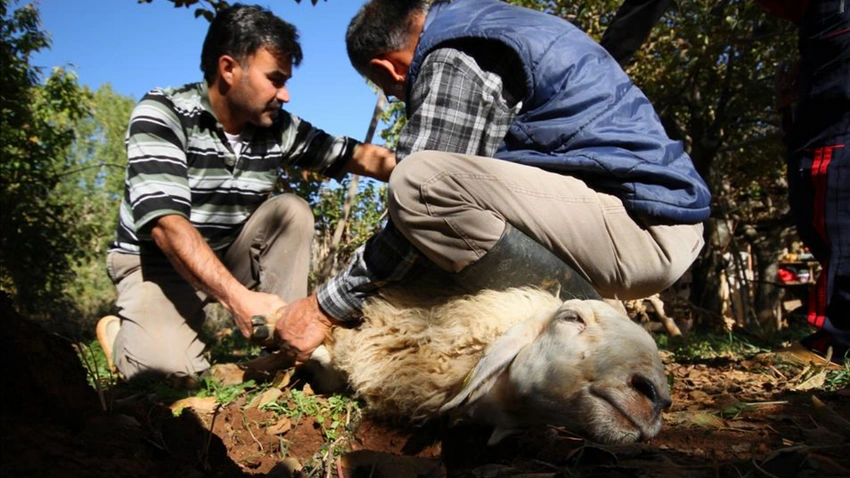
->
[345,0,430,76]
[201,4,303,82]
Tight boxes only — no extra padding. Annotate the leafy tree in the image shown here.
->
[138,0,327,21]
[59,85,136,324]
[1,0,95,320]
[624,0,796,329]
[1,1,138,333]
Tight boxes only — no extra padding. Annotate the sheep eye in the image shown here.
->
[555,308,586,326]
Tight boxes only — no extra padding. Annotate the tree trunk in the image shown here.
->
[316,94,386,283]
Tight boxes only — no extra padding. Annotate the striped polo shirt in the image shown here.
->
[111,81,358,254]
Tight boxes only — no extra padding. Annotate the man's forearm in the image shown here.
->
[151,215,248,310]
[342,143,396,182]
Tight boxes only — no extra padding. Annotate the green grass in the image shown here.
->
[657,330,768,362]
[75,339,116,390]
[262,389,360,443]
[825,363,850,390]
[205,328,263,364]
[195,375,258,407]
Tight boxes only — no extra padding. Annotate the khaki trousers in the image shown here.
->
[107,194,314,380]
[388,152,704,300]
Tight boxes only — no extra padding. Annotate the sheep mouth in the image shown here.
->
[588,386,660,442]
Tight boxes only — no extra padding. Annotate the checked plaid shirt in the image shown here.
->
[317,46,523,321]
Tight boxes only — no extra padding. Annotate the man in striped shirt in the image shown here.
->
[97,4,395,382]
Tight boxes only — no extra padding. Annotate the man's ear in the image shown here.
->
[218,55,241,87]
[369,57,406,85]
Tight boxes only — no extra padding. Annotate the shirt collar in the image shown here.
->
[197,80,256,138]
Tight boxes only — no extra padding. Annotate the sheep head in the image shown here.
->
[441,299,670,445]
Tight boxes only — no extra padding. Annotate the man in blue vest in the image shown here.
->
[272,0,710,361]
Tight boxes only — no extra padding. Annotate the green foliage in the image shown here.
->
[310,177,387,285]
[825,363,850,391]
[263,389,356,442]
[1,0,135,329]
[75,338,117,391]
[667,330,766,362]
[205,324,263,364]
[378,100,405,148]
[1,0,96,320]
[60,85,136,324]
[137,0,328,23]
[196,376,257,406]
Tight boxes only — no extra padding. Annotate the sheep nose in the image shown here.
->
[630,374,672,414]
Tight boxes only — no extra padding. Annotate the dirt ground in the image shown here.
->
[2,296,849,478]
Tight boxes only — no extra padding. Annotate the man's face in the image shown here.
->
[229,47,292,128]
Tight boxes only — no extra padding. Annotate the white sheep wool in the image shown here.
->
[315,285,671,445]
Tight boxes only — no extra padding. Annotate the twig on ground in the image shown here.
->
[202,404,223,471]
[242,412,264,452]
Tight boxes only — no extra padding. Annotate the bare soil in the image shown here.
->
[2,296,849,478]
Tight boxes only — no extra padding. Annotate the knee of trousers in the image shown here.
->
[113,325,209,381]
[388,151,453,224]
[262,194,315,236]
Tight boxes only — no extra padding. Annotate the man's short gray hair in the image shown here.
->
[345,0,431,76]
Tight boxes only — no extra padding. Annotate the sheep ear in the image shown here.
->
[440,307,556,414]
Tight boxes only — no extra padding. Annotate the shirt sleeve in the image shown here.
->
[317,221,424,322]
[396,47,520,161]
[124,91,192,239]
[277,112,360,180]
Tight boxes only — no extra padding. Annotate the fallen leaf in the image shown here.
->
[246,387,282,409]
[302,383,315,396]
[266,416,292,436]
[688,390,710,401]
[208,363,246,386]
[730,443,750,454]
[689,412,727,430]
[169,396,217,415]
[792,369,827,391]
[272,368,294,389]
[800,424,843,446]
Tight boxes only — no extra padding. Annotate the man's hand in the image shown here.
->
[273,294,336,362]
[151,215,287,339]
[229,290,287,339]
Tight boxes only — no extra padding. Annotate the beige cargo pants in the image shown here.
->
[107,194,314,381]
[388,152,705,300]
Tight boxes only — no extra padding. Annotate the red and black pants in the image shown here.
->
[788,0,850,338]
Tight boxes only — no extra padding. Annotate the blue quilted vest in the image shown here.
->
[407,0,711,223]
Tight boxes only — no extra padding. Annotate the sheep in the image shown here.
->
[295,284,672,445]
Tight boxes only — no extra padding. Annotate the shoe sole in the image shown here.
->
[96,315,120,373]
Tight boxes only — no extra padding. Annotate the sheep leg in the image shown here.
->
[646,295,682,337]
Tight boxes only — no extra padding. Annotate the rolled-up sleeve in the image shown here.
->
[278,113,360,180]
